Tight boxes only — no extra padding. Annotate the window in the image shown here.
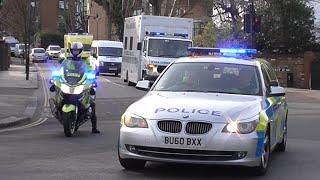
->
[152,62,262,96]
[124,37,128,50]
[261,65,271,92]
[91,47,97,55]
[130,37,133,50]
[265,64,278,82]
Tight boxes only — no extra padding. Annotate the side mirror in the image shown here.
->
[270,80,278,87]
[137,42,142,51]
[136,80,151,90]
[270,86,285,97]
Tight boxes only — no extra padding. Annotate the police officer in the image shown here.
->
[66,42,100,134]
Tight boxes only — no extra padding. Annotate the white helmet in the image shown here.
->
[70,42,83,59]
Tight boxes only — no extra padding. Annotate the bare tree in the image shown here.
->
[0,0,38,80]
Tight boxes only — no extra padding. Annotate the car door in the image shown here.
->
[264,63,286,144]
[261,64,280,147]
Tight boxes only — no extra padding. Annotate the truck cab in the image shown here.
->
[121,15,193,86]
[139,35,192,81]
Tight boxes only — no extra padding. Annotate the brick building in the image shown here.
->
[39,0,59,33]
[87,0,111,40]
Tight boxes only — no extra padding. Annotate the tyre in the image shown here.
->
[62,112,76,137]
[253,128,270,176]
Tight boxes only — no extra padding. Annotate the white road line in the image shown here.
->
[103,78,125,88]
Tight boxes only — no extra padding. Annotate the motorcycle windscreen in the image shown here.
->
[62,60,87,86]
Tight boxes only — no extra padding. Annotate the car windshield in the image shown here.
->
[9,43,16,47]
[34,49,45,53]
[50,46,61,51]
[83,44,91,51]
[98,47,122,57]
[148,39,192,58]
[152,62,262,96]
[19,45,25,49]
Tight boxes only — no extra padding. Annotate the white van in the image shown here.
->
[15,43,27,57]
[3,36,19,56]
[90,40,123,76]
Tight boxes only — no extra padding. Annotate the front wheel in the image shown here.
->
[253,129,270,176]
[62,112,76,137]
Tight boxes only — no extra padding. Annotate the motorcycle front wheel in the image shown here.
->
[62,112,76,137]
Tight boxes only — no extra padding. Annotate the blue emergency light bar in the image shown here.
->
[174,33,188,38]
[188,47,257,56]
[148,32,165,36]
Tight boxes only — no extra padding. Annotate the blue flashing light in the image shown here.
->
[86,71,96,80]
[93,81,98,88]
[149,32,165,36]
[174,33,188,38]
[188,47,257,57]
[219,48,257,55]
[52,68,63,78]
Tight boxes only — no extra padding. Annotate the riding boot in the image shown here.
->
[91,114,100,134]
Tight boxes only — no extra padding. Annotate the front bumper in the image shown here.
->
[119,121,261,167]
[98,62,121,73]
[49,53,60,58]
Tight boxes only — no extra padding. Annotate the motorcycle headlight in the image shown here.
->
[121,112,148,128]
[222,120,258,134]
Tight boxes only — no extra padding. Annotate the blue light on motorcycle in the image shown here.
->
[93,81,98,88]
[87,71,96,80]
[52,69,62,78]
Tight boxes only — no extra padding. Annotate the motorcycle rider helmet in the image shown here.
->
[70,42,83,59]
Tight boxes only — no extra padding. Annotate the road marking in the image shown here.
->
[0,117,48,133]
[103,78,125,88]
[36,63,50,108]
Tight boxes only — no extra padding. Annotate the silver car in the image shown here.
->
[118,48,288,175]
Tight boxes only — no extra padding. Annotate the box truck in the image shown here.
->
[121,15,193,86]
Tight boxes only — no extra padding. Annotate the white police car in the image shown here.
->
[118,48,288,175]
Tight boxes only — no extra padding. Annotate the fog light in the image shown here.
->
[237,151,247,159]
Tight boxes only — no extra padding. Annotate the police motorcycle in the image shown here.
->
[49,52,98,137]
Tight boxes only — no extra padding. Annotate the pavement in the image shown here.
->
[0,58,39,129]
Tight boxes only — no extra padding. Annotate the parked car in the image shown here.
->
[46,45,61,59]
[59,48,65,61]
[29,48,47,63]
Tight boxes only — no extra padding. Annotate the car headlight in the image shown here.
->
[222,120,258,134]
[121,112,148,128]
[99,61,104,66]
